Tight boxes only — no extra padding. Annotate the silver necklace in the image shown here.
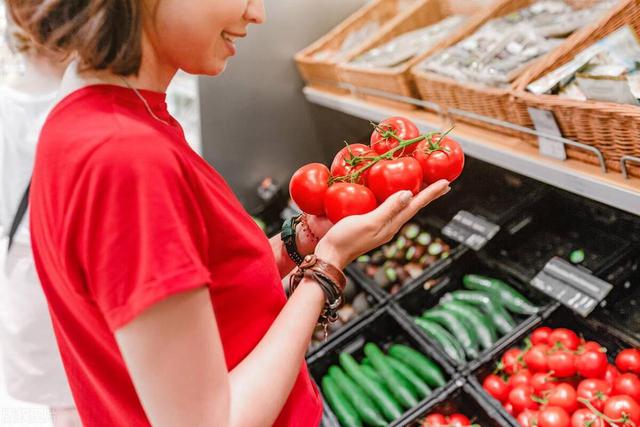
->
[118,76,171,126]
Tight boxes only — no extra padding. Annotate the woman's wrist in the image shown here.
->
[314,240,348,272]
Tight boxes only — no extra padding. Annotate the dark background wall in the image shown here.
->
[198,0,371,211]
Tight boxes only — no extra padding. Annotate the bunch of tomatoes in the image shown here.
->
[289,117,465,223]
[421,412,475,426]
[482,326,640,427]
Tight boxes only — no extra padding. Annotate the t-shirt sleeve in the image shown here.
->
[74,136,212,331]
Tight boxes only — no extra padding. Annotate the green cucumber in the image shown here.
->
[328,366,386,427]
[322,376,362,427]
[364,343,419,410]
[361,364,384,385]
[415,317,466,364]
[386,356,432,399]
[387,344,446,388]
[440,300,497,350]
[422,307,479,359]
[340,353,403,422]
[448,290,516,335]
[462,274,539,315]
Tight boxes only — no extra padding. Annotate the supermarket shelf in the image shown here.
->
[303,86,640,216]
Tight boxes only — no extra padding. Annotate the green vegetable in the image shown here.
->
[414,317,466,364]
[417,232,432,246]
[357,255,371,263]
[440,300,497,349]
[402,223,420,240]
[364,343,419,409]
[396,236,408,250]
[462,274,539,315]
[422,307,479,359]
[340,353,403,422]
[328,366,386,427]
[387,344,446,388]
[427,242,443,256]
[361,364,384,385]
[386,356,432,399]
[362,357,372,367]
[447,290,516,335]
[570,249,585,264]
[322,376,363,427]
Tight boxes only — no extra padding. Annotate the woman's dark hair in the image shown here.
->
[6,0,142,75]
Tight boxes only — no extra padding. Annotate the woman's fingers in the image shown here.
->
[387,180,450,229]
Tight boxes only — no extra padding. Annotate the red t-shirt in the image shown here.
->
[29,84,322,426]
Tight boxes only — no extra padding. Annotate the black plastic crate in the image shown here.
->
[307,306,457,427]
[469,306,640,426]
[393,250,554,370]
[485,190,632,283]
[308,272,385,357]
[394,380,512,427]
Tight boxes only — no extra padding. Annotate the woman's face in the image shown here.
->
[149,0,265,75]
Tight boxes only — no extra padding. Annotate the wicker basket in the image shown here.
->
[294,0,407,92]
[337,0,487,104]
[411,0,605,135]
[515,0,640,177]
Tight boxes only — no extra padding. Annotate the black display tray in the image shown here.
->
[393,250,555,370]
[394,380,512,427]
[307,306,457,427]
[469,306,640,426]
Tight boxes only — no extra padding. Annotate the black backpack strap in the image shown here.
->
[8,180,31,251]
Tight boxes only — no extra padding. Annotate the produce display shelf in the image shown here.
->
[303,86,640,216]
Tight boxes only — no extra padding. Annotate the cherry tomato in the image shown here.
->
[532,372,558,394]
[423,413,447,427]
[603,395,640,426]
[525,344,550,373]
[510,370,533,388]
[509,385,539,414]
[616,349,640,374]
[289,163,330,216]
[330,144,375,183]
[605,364,620,387]
[575,350,608,379]
[504,402,515,416]
[613,373,640,402]
[484,374,512,403]
[323,183,377,223]
[518,409,539,427]
[571,409,605,427]
[412,135,465,184]
[548,350,577,378]
[532,327,554,346]
[448,414,471,426]
[503,348,524,375]
[370,117,420,156]
[367,157,422,203]
[546,383,578,414]
[580,341,604,353]
[549,329,580,351]
[538,406,571,427]
[577,379,610,412]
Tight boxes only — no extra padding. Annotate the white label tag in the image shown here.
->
[528,108,567,161]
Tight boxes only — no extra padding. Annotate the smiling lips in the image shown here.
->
[221,30,246,55]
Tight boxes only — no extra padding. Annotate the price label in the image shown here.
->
[442,211,500,251]
[528,108,567,161]
[531,257,613,317]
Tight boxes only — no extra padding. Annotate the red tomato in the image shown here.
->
[538,406,571,427]
[549,329,580,351]
[532,372,558,394]
[616,349,640,374]
[503,348,524,375]
[289,163,330,216]
[518,409,539,427]
[323,183,377,223]
[613,373,640,403]
[548,350,577,378]
[510,370,533,388]
[484,374,512,403]
[571,409,605,427]
[580,341,604,353]
[575,350,608,379]
[509,385,539,413]
[412,135,464,185]
[603,395,640,426]
[525,344,550,372]
[577,379,610,412]
[448,414,471,426]
[330,144,375,183]
[367,157,422,203]
[370,117,420,156]
[504,402,515,416]
[546,383,578,414]
[423,413,447,427]
[532,327,554,346]
[605,364,620,387]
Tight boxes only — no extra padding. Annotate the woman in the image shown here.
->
[7,1,450,426]
[0,16,81,427]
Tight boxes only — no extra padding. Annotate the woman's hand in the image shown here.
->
[314,179,450,270]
